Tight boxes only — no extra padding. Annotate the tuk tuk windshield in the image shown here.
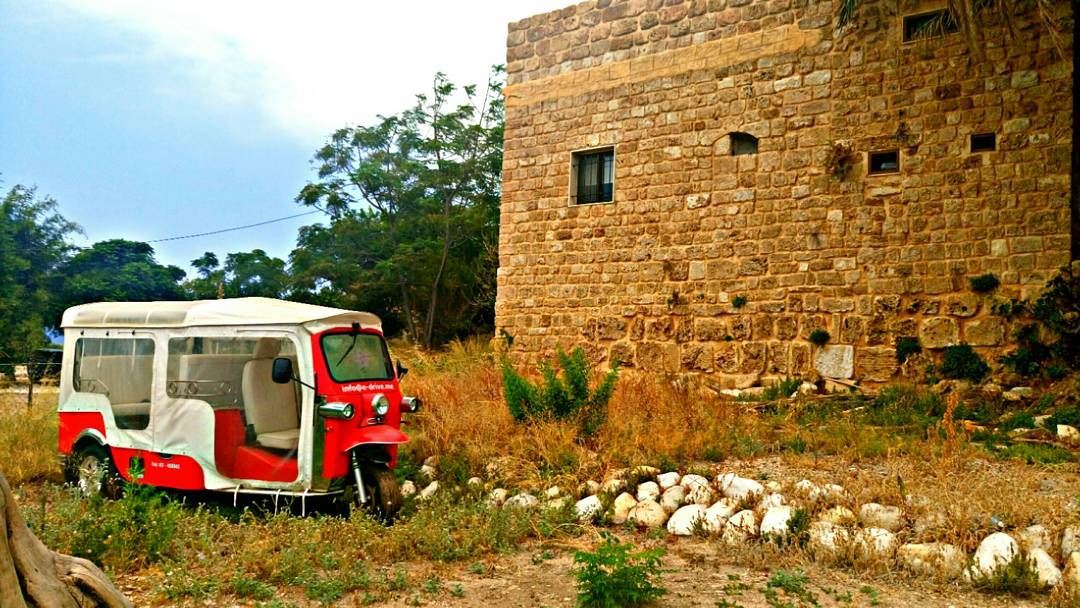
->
[320,333,394,383]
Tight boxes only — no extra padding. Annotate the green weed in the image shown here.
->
[573,534,666,608]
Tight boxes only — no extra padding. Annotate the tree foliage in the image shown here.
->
[294,68,504,347]
[0,185,78,364]
[186,249,289,299]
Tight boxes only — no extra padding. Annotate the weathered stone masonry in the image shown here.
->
[495,0,1073,385]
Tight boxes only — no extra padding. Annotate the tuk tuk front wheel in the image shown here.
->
[360,463,402,523]
[65,443,122,500]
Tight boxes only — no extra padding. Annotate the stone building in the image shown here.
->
[495,0,1073,385]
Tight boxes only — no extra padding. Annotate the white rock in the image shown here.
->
[717,473,764,501]
[913,510,949,536]
[1058,425,1080,443]
[657,471,681,490]
[611,492,637,525]
[704,498,740,532]
[859,503,904,532]
[686,483,714,506]
[823,483,845,500]
[400,480,417,497]
[758,492,786,510]
[488,488,508,506]
[815,344,854,379]
[630,465,661,479]
[794,479,819,497]
[719,388,743,398]
[660,486,686,514]
[580,480,601,497]
[898,543,966,579]
[545,486,561,499]
[1064,526,1080,558]
[760,506,794,540]
[1028,548,1061,588]
[1017,524,1050,552]
[818,506,857,526]
[504,493,538,509]
[809,522,850,558]
[797,381,817,395]
[627,499,668,529]
[575,495,603,523]
[423,456,438,468]
[1062,552,1080,598]
[721,510,758,544]
[636,481,660,502]
[466,476,483,487]
[854,527,898,560]
[680,474,709,490]
[545,496,571,511]
[1003,386,1034,401]
[420,464,437,480]
[667,504,707,536]
[967,533,1019,580]
[601,478,627,495]
[1034,414,1051,428]
[419,481,439,500]
[765,480,782,493]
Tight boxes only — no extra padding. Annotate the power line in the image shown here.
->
[146,210,322,243]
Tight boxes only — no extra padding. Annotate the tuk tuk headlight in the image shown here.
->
[319,401,354,420]
[401,396,422,413]
[372,394,390,417]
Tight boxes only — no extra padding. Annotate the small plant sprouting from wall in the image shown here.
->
[969,273,1001,294]
[939,344,990,383]
[732,295,748,309]
[573,533,666,608]
[825,141,856,181]
[895,336,922,364]
[501,347,619,439]
[808,329,831,347]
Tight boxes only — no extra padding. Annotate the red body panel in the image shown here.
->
[110,448,206,490]
[213,409,247,476]
[311,328,406,480]
[229,446,299,483]
[58,412,106,454]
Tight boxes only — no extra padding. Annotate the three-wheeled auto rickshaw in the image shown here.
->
[57,298,420,518]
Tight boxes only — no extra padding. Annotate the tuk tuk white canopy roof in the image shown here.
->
[61,297,382,331]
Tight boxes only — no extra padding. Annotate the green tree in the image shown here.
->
[48,239,186,323]
[186,249,288,299]
[294,67,504,347]
[0,185,78,366]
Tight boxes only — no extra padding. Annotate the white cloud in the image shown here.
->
[53,0,568,142]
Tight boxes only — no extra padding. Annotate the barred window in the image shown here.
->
[571,147,614,205]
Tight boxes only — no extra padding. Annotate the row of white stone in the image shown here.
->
[404,467,1079,596]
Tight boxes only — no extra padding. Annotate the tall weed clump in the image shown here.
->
[997,264,1080,378]
[501,348,619,439]
[573,534,666,608]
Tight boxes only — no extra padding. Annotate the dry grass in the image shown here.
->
[0,391,61,485]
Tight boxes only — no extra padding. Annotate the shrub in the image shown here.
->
[969,273,1000,293]
[970,554,1043,596]
[1030,264,1080,366]
[732,295,748,309]
[573,534,666,608]
[501,347,619,438]
[895,336,921,364]
[999,324,1052,377]
[808,329,830,347]
[762,377,803,401]
[939,344,989,382]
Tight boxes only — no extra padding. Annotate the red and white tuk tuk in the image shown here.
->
[58,298,420,518]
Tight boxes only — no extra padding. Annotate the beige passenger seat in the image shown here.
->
[241,338,300,451]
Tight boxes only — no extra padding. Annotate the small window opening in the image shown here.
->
[903,9,960,42]
[868,150,900,175]
[730,132,759,156]
[970,132,996,153]
[571,147,615,205]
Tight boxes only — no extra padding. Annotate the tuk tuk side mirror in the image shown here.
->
[397,359,408,380]
[271,357,293,384]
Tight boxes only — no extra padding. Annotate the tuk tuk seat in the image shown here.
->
[241,338,300,451]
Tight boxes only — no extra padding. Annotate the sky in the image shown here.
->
[0,0,567,273]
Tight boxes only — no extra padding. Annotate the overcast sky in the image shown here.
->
[0,0,567,271]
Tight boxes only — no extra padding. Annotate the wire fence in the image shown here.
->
[0,362,61,408]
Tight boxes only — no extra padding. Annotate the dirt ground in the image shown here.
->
[359,540,1044,608]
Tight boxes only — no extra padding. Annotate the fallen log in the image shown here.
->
[0,470,131,608]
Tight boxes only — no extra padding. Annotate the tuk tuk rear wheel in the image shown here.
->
[360,464,402,522]
[65,444,122,500]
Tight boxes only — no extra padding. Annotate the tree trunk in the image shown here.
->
[1071,0,1079,260]
[0,471,131,608]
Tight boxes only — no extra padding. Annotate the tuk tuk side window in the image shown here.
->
[320,333,394,383]
[73,337,155,430]
[167,336,296,407]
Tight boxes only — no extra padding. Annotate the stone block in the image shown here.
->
[636,342,679,372]
[855,346,897,382]
[814,345,854,379]
[920,318,959,349]
[964,318,1005,346]
[945,294,979,317]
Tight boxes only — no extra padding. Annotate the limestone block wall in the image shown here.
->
[495,0,1073,385]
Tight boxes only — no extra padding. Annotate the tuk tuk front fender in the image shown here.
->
[341,425,409,452]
